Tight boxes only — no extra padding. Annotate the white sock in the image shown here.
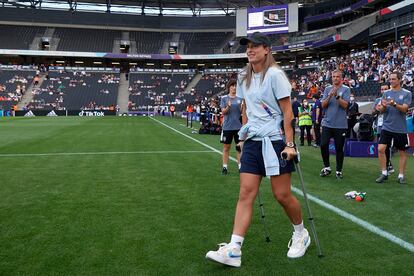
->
[223,164,228,169]
[293,221,304,234]
[382,170,388,176]
[398,173,404,178]
[230,234,244,248]
[325,167,331,171]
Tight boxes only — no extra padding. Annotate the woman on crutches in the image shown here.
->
[206,32,310,268]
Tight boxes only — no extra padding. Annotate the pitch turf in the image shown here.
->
[0,116,413,275]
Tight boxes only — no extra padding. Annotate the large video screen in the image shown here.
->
[247,5,289,35]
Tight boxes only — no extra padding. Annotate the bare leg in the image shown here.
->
[378,144,387,172]
[222,144,231,166]
[399,150,407,175]
[232,173,262,236]
[270,173,302,225]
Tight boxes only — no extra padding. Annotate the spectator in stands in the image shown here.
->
[347,93,359,138]
[219,79,242,175]
[33,75,40,86]
[206,32,310,268]
[375,71,412,184]
[319,69,350,179]
[298,98,313,146]
[372,83,394,174]
[169,105,175,117]
[311,93,322,147]
[306,83,318,99]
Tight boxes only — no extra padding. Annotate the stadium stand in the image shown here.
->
[128,70,195,111]
[192,73,234,99]
[181,32,231,54]
[287,35,414,102]
[130,31,173,54]
[0,25,45,50]
[0,66,35,110]
[28,69,120,110]
[55,28,120,52]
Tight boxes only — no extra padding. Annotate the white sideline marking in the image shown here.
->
[291,187,414,253]
[0,150,214,157]
[150,117,414,253]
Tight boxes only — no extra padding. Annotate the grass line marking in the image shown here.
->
[0,150,214,157]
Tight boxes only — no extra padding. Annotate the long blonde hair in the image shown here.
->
[241,47,277,89]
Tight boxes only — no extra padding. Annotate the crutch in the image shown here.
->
[282,151,324,258]
[257,189,271,243]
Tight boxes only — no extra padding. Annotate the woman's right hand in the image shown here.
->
[281,146,297,161]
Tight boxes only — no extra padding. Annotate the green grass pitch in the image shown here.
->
[0,116,413,275]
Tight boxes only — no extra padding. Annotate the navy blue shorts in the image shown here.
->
[240,140,295,176]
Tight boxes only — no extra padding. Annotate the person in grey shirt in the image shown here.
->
[372,83,393,174]
[319,69,351,179]
[220,78,243,175]
[375,71,412,184]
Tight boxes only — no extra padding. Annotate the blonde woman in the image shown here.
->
[206,32,310,267]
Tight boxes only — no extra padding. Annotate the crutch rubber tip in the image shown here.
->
[318,254,325,258]
[266,237,271,243]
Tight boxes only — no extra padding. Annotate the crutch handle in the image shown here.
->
[281,152,299,164]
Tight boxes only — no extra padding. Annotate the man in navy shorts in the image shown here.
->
[375,71,412,184]
[220,79,243,175]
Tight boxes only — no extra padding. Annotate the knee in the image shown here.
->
[378,145,386,154]
[223,145,230,153]
[238,186,257,203]
[273,191,291,205]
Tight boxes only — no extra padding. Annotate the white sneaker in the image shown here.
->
[287,229,311,258]
[206,243,241,267]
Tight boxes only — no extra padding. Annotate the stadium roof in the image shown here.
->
[5,0,322,15]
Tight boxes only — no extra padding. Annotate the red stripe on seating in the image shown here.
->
[380,8,392,16]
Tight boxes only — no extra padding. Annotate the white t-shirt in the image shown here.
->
[236,66,291,140]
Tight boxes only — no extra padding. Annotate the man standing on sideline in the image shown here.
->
[220,79,242,175]
[298,98,313,146]
[372,83,394,174]
[312,93,322,147]
[375,72,411,184]
[347,93,359,139]
[319,70,350,179]
[292,96,301,126]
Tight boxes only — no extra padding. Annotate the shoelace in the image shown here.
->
[287,233,303,249]
[216,243,229,252]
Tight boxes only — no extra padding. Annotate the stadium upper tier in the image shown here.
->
[0,25,234,55]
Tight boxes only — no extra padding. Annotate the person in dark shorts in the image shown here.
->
[206,32,310,268]
[319,69,351,179]
[375,72,412,184]
[372,83,393,174]
[220,79,243,175]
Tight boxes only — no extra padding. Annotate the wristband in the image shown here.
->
[336,95,340,100]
